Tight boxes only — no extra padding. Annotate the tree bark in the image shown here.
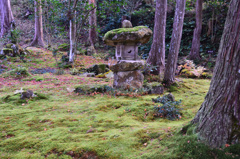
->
[30,0,45,47]
[68,0,78,63]
[69,12,77,63]
[89,0,97,47]
[0,0,14,37]
[188,0,202,60]
[163,0,186,85]
[192,0,240,148]
[146,0,167,76]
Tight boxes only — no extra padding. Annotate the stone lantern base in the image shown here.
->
[110,61,144,89]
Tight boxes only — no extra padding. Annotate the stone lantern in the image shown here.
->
[104,21,152,89]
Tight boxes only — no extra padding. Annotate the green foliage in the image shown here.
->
[8,29,21,44]
[1,67,31,78]
[152,94,182,120]
[58,43,69,51]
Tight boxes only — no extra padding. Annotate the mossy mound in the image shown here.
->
[103,26,152,46]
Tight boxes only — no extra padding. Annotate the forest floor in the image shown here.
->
[0,48,239,159]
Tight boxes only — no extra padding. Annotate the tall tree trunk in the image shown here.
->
[0,0,14,38]
[146,0,167,77]
[30,0,45,47]
[163,0,186,85]
[68,0,78,63]
[69,11,77,63]
[188,0,202,60]
[89,0,97,47]
[192,0,240,148]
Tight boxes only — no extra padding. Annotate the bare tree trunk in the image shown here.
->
[69,11,77,63]
[0,0,14,38]
[192,0,240,148]
[68,0,78,63]
[89,0,97,47]
[163,0,186,85]
[188,0,202,60]
[146,0,167,77]
[30,0,45,47]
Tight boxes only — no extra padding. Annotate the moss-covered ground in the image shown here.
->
[1,48,238,159]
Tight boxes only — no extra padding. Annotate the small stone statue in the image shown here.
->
[122,20,133,28]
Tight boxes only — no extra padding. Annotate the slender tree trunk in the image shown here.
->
[163,0,186,85]
[30,0,45,47]
[68,0,79,63]
[188,0,202,60]
[89,0,97,47]
[69,11,77,63]
[146,0,167,77]
[192,0,240,148]
[0,0,14,38]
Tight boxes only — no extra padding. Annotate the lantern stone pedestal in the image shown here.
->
[110,60,144,89]
[104,21,152,89]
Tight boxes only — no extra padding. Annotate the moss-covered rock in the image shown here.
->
[103,26,153,46]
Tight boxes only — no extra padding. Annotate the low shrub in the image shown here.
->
[152,94,182,120]
[178,60,212,79]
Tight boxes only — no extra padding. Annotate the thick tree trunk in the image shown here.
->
[89,0,97,47]
[0,0,14,37]
[192,0,240,148]
[146,0,167,76]
[163,0,186,85]
[188,0,202,60]
[30,0,45,47]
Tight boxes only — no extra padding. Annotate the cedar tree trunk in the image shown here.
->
[89,0,97,47]
[0,0,14,37]
[30,0,45,47]
[163,0,186,85]
[188,0,202,60]
[146,0,167,76]
[192,0,240,148]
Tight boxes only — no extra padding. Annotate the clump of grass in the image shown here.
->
[1,67,31,78]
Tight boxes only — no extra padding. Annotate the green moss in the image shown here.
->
[1,67,31,78]
[104,26,148,40]
[5,43,13,48]
[0,76,213,158]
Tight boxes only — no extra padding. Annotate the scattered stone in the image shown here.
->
[144,82,164,95]
[79,73,95,77]
[20,90,37,99]
[66,87,75,93]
